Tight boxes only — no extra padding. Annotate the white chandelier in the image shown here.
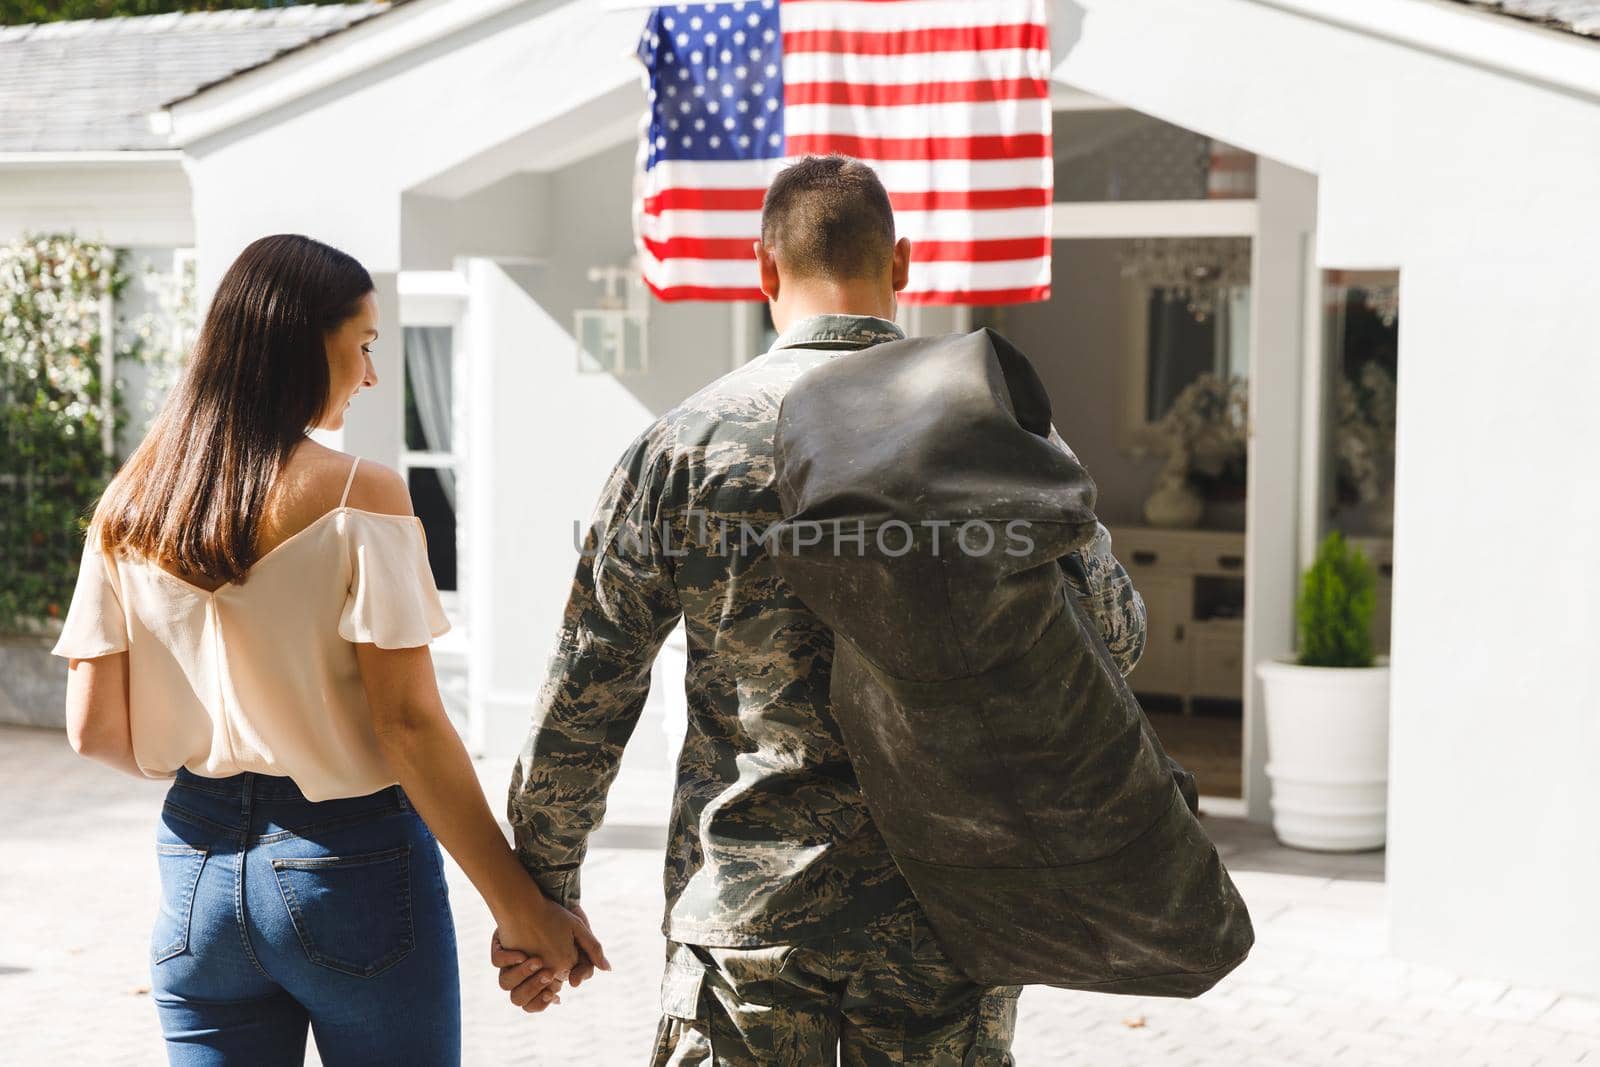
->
[1118,237,1252,323]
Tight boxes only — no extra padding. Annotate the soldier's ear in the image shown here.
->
[890,237,911,293]
[756,240,780,301]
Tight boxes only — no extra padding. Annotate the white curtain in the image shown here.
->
[403,326,455,510]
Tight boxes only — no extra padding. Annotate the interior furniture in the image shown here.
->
[1109,524,1391,714]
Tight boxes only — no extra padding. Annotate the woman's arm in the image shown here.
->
[64,652,144,778]
[354,640,605,993]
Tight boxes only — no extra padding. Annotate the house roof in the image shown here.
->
[2,0,1589,158]
[1449,0,1600,38]
[0,3,391,153]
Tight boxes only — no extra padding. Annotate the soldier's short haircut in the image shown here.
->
[760,155,897,283]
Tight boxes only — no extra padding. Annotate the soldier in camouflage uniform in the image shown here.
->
[497,156,1147,1064]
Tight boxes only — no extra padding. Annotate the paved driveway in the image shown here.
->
[1,725,1594,1066]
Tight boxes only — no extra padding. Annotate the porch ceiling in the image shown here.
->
[408,79,642,201]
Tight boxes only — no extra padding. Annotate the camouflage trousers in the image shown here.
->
[648,895,1021,1066]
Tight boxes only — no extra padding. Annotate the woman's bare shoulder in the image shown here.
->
[283,440,413,517]
[340,454,414,519]
[272,438,416,527]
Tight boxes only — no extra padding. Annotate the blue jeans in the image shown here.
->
[150,768,460,1066]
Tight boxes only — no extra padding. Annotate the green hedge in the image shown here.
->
[0,235,135,634]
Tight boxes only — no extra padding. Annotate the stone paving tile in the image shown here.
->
[4,724,1600,1067]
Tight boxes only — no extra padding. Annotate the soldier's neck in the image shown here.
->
[772,283,897,334]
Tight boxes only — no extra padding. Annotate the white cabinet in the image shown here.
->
[1109,525,1392,712]
[1129,575,1191,695]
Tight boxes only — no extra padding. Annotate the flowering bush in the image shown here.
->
[1147,372,1249,498]
[0,234,187,634]
[1334,360,1397,508]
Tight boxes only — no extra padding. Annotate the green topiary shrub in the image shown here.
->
[1296,530,1377,668]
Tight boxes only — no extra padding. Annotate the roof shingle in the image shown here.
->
[0,3,389,153]
[1448,0,1600,38]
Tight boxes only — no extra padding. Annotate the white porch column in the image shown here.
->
[1241,157,1318,822]
[462,257,657,759]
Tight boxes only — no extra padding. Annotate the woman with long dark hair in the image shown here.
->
[50,234,604,1065]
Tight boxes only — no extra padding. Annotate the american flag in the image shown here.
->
[632,0,1054,305]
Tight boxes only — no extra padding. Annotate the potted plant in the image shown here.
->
[1255,530,1390,851]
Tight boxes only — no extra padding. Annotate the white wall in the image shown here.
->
[461,139,740,755]
[973,238,1166,525]
[401,172,551,271]
[176,0,646,476]
[0,160,192,248]
[1056,0,1600,993]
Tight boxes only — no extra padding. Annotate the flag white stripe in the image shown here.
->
[639,206,1051,243]
[641,254,761,290]
[640,158,786,193]
[906,257,1052,292]
[783,49,1049,88]
[638,211,762,240]
[784,100,1051,139]
[896,207,1053,242]
[779,0,1048,34]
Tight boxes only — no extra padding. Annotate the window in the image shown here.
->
[1142,284,1250,424]
[401,325,458,592]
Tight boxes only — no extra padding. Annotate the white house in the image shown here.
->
[3,0,1597,995]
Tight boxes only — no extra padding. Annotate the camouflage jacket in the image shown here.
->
[508,313,1148,947]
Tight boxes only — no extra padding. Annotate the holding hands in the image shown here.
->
[490,899,610,1013]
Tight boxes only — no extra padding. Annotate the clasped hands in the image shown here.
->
[489,896,610,1013]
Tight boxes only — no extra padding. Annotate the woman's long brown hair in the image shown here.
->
[92,234,373,585]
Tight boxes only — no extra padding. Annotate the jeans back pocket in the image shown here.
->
[153,843,209,964]
[271,845,415,978]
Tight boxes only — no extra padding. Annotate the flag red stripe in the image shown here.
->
[786,133,1050,161]
[911,238,1051,262]
[642,187,1052,217]
[641,236,756,261]
[889,187,1052,211]
[642,188,768,215]
[784,78,1049,107]
[783,23,1048,56]
[644,235,1051,264]
[645,280,766,303]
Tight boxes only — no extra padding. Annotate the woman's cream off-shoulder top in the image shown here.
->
[50,456,451,801]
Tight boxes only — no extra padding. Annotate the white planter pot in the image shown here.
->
[1255,656,1390,851]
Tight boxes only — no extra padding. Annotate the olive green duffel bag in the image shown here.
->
[770,327,1254,996]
